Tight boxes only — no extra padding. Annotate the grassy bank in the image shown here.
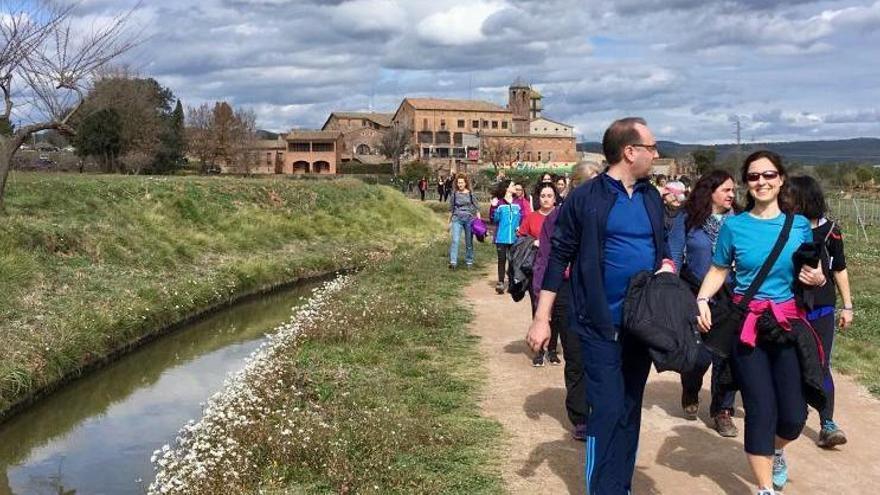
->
[828,225,880,395]
[0,173,442,415]
[150,240,503,494]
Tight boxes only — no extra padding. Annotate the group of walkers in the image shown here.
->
[447,116,855,494]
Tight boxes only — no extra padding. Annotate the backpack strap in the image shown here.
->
[738,213,794,308]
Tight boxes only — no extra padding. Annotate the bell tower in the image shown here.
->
[508,77,531,134]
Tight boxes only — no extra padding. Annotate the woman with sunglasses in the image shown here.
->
[695,151,827,495]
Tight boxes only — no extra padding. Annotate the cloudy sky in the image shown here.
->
[75,0,880,143]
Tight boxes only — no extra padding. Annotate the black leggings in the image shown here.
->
[810,311,836,423]
[496,243,511,283]
[732,334,807,456]
[554,281,586,425]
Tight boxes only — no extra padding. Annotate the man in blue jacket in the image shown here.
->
[527,117,674,494]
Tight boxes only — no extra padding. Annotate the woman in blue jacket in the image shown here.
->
[668,170,739,436]
[490,180,522,294]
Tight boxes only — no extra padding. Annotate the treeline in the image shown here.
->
[689,149,880,188]
[59,68,256,175]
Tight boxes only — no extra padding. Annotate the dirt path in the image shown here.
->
[467,272,880,494]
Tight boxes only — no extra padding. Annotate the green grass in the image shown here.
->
[0,172,443,414]
[826,224,880,395]
[241,241,503,494]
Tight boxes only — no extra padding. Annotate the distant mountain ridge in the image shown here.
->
[577,138,880,165]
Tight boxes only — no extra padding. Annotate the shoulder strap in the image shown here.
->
[823,220,835,244]
[739,213,794,307]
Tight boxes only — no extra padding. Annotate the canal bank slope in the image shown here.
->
[149,241,505,494]
[0,173,442,419]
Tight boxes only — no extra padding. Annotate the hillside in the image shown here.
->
[0,174,442,417]
[578,137,880,165]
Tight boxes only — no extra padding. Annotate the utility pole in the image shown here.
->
[734,116,742,165]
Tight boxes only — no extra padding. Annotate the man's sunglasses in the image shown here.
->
[746,171,780,182]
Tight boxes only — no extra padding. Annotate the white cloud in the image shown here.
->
[416,1,507,46]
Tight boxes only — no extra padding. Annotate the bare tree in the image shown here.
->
[379,125,412,176]
[481,136,518,171]
[230,107,257,174]
[0,0,140,207]
[186,103,215,172]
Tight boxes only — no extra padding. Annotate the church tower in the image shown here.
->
[508,77,531,134]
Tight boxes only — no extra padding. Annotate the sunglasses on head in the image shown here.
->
[746,171,780,182]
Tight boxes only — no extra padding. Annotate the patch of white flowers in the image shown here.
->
[148,275,351,494]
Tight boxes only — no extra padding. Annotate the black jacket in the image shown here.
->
[544,174,671,340]
[507,235,537,302]
[623,271,704,373]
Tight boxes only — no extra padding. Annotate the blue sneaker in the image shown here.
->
[817,419,847,448]
[772,449,788,491]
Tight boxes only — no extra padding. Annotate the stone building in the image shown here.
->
[321,112,393,161]
[391,97,512,161]
[246,131,342,174]
[390,79,577,171]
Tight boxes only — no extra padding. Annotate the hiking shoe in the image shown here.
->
[572,423,587,441]
[681,393,699,420]
[756,489,776,495]
[465,263,473,270]
[532,352,545,367]
[547,350,561,365]
[713,410,738,437]
[495,282,505,294]
[448,263,457,270]
[772,449,788,491]
[817,419,847,449]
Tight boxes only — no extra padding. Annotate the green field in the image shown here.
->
[0,172,442,415]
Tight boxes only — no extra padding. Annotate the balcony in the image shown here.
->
[435,131,451,145]
[418,131,433,144]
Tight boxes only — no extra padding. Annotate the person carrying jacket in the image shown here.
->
[490,180,522,294]
[528,117,675,495]
[696,151,828,495]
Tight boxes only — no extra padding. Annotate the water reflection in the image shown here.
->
[0,280,323,495]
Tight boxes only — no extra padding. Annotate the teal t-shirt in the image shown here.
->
[712,212,812,302]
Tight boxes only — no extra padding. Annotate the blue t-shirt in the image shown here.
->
[712,212,812,302]
[603,175,656,325]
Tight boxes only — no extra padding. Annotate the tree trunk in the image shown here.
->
[0,141,14,211]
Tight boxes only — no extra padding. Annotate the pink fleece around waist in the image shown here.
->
[732,296,802,347]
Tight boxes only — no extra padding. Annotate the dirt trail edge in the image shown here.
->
[467,272,880,494]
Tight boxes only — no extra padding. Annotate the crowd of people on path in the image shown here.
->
[445,116,855,494]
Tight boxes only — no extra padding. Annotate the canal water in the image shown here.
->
[0,280,323,495]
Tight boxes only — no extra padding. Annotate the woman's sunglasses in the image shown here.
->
[746,171,780,182]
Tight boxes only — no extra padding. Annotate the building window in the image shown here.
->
[312,142,334,152]
[457,119,465,128]
[526,152,532,161]
[423,118,428,130]
[289,142,310,152]
[472,120,479,128]
[482,120,489,128]
[491,120,498,129]
[502,121,508,129]
[440,119,446,129]
[266,152,271,164]
[538,151,542,161]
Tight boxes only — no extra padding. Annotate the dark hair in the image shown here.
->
[535,182,561,206]
[540,172,553,182]
[782,175,827,221]
[602,117,647,164]
[683,169,739,231]
[741,150,787,211]
[494,179,512,200]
